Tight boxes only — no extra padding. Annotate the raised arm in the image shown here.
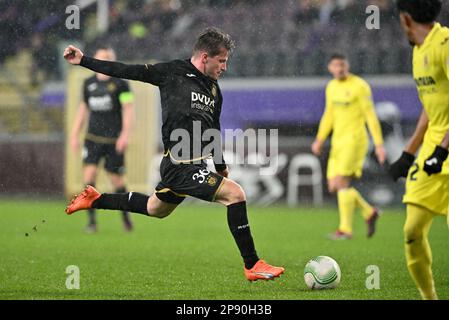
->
[63,45,167,85]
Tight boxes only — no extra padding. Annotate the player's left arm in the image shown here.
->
[116,83,135,154]
[361,82,385,165]
[423,41,449,175]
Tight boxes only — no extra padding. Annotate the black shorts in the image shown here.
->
[155,156,225,204]
[83,139,125,174]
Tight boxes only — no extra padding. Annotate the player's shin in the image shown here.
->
[337,189,356,234]
[350,188,373,219]
[115,186,133,230]
[227,201,259,269]
[404,205,437,300]
[92,192,149,215]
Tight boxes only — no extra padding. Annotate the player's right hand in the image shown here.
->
[388,151,415,181]
[63,45,83,65]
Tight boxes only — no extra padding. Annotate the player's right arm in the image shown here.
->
[389,110,428,180]
[70,101,88,153]
[311,86,333,156]
[63,45,168,86]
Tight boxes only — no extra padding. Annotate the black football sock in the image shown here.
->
[92,191,149,215]
[115,187,132,222]
[227,201,259,269]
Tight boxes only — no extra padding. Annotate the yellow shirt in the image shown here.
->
[412,23,449,173]
[316,74,383,147]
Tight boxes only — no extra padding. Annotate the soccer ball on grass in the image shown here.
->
[304,256,341,290]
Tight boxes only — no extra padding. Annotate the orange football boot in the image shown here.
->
[244,260,285,281]
[65,185,101,215]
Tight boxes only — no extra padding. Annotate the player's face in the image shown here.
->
[94,49,116,62]
[204,50,229,80]
[94,49,116,80]
[328,58,349,80]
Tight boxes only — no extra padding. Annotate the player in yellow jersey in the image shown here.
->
[311,54,386,240]
[390,0,449,300]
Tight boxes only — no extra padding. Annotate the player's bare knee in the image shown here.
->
[147,203,171,219]
[230,184,246,204]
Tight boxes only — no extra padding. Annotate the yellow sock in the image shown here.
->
[404,204,438,300]
[349,187,373,220]
[337,189,356,234]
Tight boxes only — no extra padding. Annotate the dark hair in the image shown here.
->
[193,27,235,57]
[396,0,442,23]
[328,53,347,63]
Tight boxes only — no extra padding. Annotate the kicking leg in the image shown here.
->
[66,185,178,219]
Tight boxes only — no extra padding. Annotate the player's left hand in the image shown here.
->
[116,134,129,154]
[217,168,229,178]
[375,145,386,165]
[423,145,448,176]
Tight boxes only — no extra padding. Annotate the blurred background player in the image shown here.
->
[390,0,449,300]
[70,46,134,233]
[311,53,386,240]
[63,28,284,281]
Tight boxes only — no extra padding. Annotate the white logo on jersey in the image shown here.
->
[186,73,196,78]
[88,95,113,111]
[191,92,215,106]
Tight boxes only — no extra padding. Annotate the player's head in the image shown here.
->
[94,46,116,80]
[94,46,116,61]
[327,54,350,80]
[396,0,442,45]
[192,27,235,80]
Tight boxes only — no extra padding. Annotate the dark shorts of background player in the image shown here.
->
[155,156,225,204]
[83,139,125,175]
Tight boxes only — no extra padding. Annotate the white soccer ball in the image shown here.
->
[304,256,341,290]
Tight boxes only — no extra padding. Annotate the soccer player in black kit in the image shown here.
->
[70,47,133,233]
[64,28,284,281]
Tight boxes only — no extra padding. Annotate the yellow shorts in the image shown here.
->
[403,158,449,215]
[327,142,368,179]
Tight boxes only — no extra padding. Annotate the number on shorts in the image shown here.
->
[410,163,419,181]
[192,169,210,184]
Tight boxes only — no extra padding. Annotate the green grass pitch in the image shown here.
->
[0,199,448,300]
